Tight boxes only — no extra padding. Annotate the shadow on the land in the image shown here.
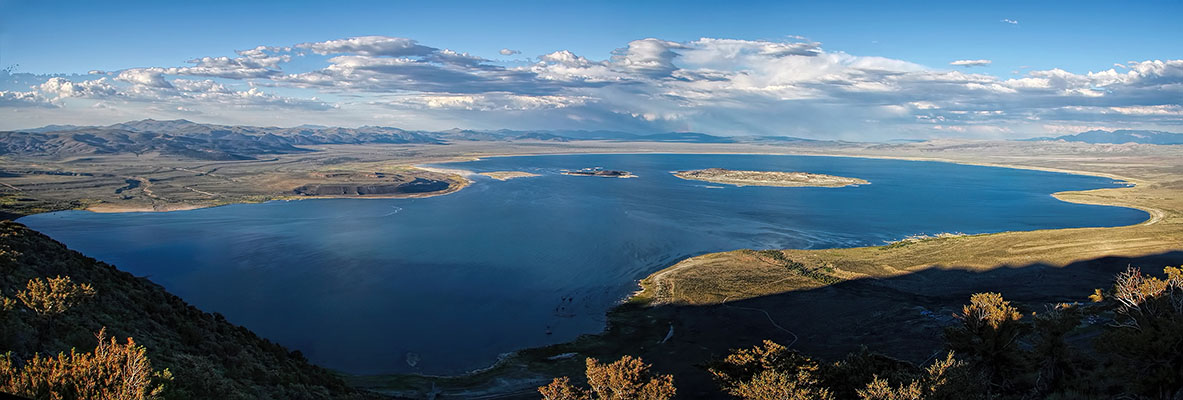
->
[582,250,1183,399]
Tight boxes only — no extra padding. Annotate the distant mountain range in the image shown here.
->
[0,119,820,160]
[1025,129,1183,145]
[13,119,1176,161]
[0,119,441,160]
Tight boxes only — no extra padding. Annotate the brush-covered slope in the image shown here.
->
[0,221,384,399]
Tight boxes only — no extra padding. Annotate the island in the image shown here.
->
[293,177,451,196]
[561,167,636,178]
[479,171,541,181]
[289,167,468,198]
[672,168,868,187]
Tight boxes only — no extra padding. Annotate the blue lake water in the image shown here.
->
[18,154,1148,375]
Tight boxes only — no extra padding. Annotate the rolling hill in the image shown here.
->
[1026,129,1183,145]
[0,119,441,160]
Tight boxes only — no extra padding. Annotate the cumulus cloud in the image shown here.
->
[38,77,120,99]
[950,59,992,67]
[5,35,1182,138]
[24,74,330,112]
[611,38,684,78]
[157,45,294,80]
[296,36,435,57]
[499,48,521,56]
[117,68,174,88]
[0,90,53,107]
[276,54,559,95]
[1001,19,1019,25]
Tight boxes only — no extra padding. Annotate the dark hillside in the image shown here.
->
[0,221,385,399]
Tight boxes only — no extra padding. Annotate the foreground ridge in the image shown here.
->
[0,221,383,399]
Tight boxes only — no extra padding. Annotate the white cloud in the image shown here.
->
[1041,124,1116,134]
[539,50,591,66]
[6,35,1182,138]
[950,59,992,67]
[0,90,52,107]
[117,68,174,88]
[1109,105,1183,116]
[296,36,435,57]
[25,75,331,112]
[168,55,287,79]
[425,49,490,67]
[38,77,120,99]
[1001,19,1019,25]
[383,93,587,111]
[499,48,521,56]
[611,38,684,77]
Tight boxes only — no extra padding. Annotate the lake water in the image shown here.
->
[18,154,1148,375]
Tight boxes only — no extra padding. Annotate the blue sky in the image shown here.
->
[1,0,1181,138]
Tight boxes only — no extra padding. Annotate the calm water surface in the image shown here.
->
[19,154,1147,374]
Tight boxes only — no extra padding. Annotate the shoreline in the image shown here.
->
[72,166,474,214]
[14,146,1178,395]
[78,187,471,214]
[414,149,1162,228]
[55,150,1155,228]
[336,151,1164,383]
[348,150,1170,387]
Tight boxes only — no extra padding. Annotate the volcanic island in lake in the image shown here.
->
[561,167,637,178]
[672,168,868,188]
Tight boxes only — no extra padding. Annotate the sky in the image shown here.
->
[1,0,1180,139]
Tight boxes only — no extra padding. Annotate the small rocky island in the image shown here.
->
[561,167,636,178]
[672,168,868,188]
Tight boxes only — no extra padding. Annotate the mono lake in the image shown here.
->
[18,154,1148,375]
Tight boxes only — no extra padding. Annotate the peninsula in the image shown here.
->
[672,168,868,187]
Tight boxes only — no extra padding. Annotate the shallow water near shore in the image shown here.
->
[19,153,1148,375]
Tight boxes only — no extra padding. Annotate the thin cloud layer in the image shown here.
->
[950,59,992,67]
[2,35,1180,138]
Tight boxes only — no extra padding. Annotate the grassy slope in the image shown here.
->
[640,160,1183,306]
[0,221,384,400]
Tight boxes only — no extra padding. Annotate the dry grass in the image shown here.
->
[639,152,1183,305]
